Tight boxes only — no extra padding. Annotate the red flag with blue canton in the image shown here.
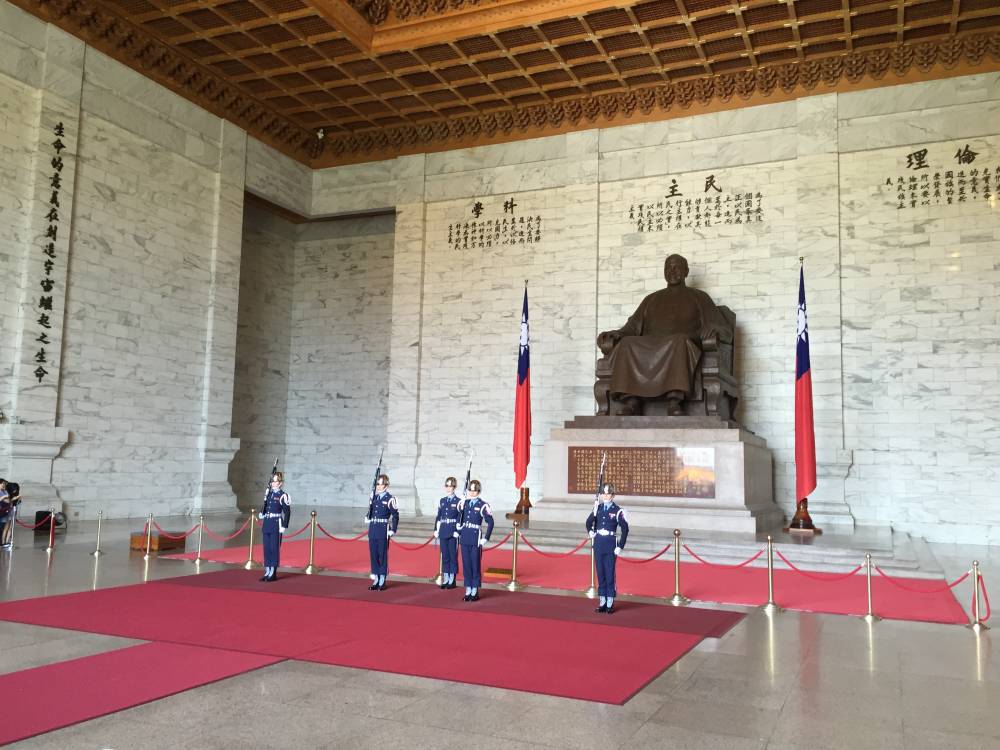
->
[795,265,817,501]
[513,285,531,488]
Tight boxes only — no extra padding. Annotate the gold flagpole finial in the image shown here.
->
[799,256,804,264]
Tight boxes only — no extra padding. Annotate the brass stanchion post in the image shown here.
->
[507,522,523,592]
[194,514,204,566]
[304,511,318,575]
[669,529,689,606]
[585,538,597,599]
[244,509,257,570]
[91,510,104,557]
[142,513,153,560]
[45,508,56,553]
[762,535,780,614]
[863,553,880,623]
[969,560,989,633]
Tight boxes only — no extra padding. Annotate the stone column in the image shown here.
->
[0,26,84,517]
[794,94,855,530]
[384,154,426,515]
[194,120,246,513]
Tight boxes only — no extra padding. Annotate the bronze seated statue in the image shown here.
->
[595,254,739,420]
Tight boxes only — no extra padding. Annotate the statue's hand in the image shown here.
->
[597,331,621,354]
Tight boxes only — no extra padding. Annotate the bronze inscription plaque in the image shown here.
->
[567,446,716,499]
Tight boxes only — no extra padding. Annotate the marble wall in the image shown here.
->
[229,207,295,508]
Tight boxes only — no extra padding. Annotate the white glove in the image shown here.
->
[388,530,395,538]
[279,526,285,534]
[364,517,370,524]
[614,547,622,557]
[433,530,439,538]
[588,531,595,539]
[453,532,459,538]
[478,537,486,547]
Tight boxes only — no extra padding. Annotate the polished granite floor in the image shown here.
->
[0,511,997,750]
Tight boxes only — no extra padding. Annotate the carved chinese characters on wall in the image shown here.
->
[35,122,65,383]
[626,175,765,233]
[884,144,997,210]
[568,446,716,499]
[447,197,544,251]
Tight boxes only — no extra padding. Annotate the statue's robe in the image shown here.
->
[608,284,731,399]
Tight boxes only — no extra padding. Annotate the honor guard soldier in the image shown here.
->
[260,473,291,582]
[586,483,629,613]
[366,474,398,590]
[458,479,493,601]
[434,477,461,589]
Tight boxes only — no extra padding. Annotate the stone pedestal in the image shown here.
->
[533,417,783,533]
[196,437,241,514]
[0,424,70,518]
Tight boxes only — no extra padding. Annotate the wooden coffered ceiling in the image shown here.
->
[13,0,1000,167]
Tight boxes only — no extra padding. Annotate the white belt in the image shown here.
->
[262,513,282,519]
[595,529,615,536]
[370,518,389,524]
[440,519,457,525]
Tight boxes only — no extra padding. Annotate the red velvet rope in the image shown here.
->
[390,535,436,551]
[619,543,673,564]
[317,525,368,542]
[482,532,513,551]
[775,550,863,581]
[202,517,251,542]
[280,521,311,539]
[874,565,970,593]
[15,512,53,530]
[152,522,200,540]
[519,536,590,558]
[683,544,765,568]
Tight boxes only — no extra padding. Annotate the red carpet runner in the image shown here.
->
[167,537,969,624]
[0,643,282,745]
[0,571,739,705]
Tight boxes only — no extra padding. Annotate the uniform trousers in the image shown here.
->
[440,535,458,575]
[369,531,389,577]
[460,543,482,588]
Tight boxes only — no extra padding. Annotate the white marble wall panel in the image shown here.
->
[229,206,294,508]
[0,3,45,88]
[50,112,219,518]
[310,158,396,216]
[245,137,311,217]
[840,131,1000,543]
[412,183,599,514]
[283,215,394,507]
[0,72,38,420]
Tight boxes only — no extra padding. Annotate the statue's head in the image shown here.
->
[664,254,689,286]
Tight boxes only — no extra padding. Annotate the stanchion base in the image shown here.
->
[304,565,317,575]
[91,550,104,557]
[584,587,597,599]
[431,575,443,585]
[194,558,203,566]
[668,594,690,607]
[46,547,55,555]
[968,621,990,633]
[761,602,782,615]
[506,580,523,592]
[243,560,259,570]
[862,613,881,624]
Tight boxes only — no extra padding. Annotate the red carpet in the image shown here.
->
[167,538,969,624]
[164,568,745,638]
[0,575,715,704]
[0,642,281,745]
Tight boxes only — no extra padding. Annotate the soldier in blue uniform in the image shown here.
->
[458,479,493,601]
[366,474,398,590]
[586,482,629,613]
[434,476,461,589]
[259,472,291,582]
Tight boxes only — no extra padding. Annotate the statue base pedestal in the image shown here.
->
[533,419,783,534]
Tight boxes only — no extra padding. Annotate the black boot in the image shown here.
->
[595,604,607,613]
